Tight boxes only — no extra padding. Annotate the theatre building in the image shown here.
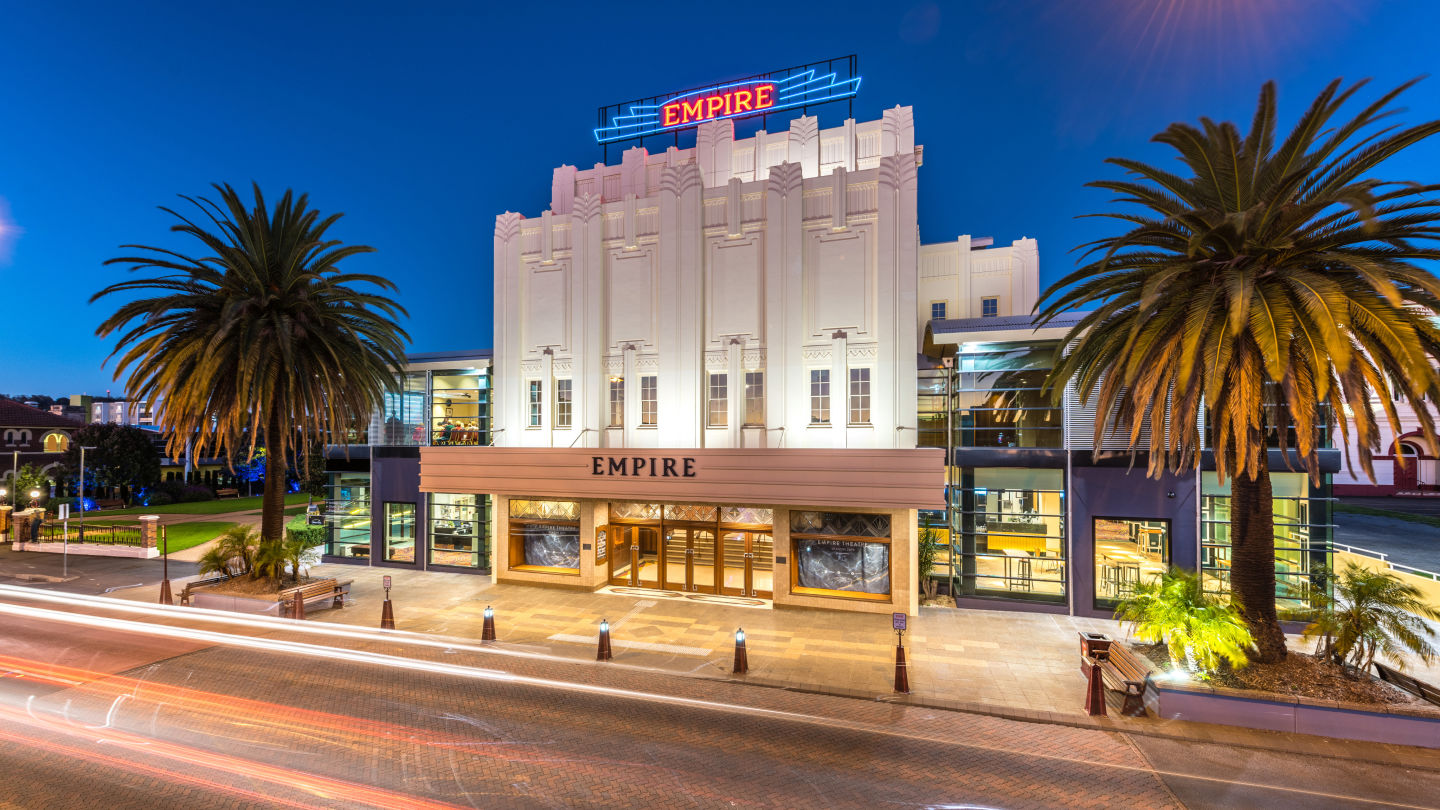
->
[325,67,1336,618]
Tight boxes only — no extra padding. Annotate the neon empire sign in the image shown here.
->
[595,59,862,144]
[662,83,775,127]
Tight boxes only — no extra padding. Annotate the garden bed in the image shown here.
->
[1131,641,1440,748]
[1135,642,1418,707]
[189,576,337,616]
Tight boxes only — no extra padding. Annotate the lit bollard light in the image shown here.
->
[733,627,748,675]
[596,618,613,661]
[481,605,496,642]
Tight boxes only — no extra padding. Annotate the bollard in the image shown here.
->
[596,618,613,661]
[893,637,910,694]
[159,579,174,606]
[159,524,173,605]
[733,627,748,675]
[481,605,496,642]
[380,597,395,629]
[292,589,306,621]
[1084,660,1107,716]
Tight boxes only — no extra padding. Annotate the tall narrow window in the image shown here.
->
[981,296,999,317]
[608,377,624,427]
[744,371,764,426]
[849,367,871,424]
[555,379,572,429]
[810,369,830,425]
[527,380,542,427]
[640,375,658,426]
[708,373,728,427]
[930,301,947,320]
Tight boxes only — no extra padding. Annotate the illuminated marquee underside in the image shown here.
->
[595,68,862,144]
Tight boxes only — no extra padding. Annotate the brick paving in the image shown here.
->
[256,564,1125,718]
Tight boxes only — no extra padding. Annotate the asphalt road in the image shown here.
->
[0,589,1434,809]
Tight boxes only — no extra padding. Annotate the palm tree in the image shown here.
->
[94,183,408,545]
[1037,79,1440,662]
[1303,562,1440,673]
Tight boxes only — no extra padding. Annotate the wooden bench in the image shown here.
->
[179,576,231,606]
[94,498,125,510]
[216,488,240,499]
[278,579,349,617]
[1080,633,1150,717]
[1376,662,1440,707]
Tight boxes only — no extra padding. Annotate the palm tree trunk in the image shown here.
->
[261,414,287,543]
[1230,452,1288,662]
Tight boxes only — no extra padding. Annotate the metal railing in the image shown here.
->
[37,523,144,546]
[1332,542,1440,583]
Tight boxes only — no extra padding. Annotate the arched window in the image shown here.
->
[43,433,69,453]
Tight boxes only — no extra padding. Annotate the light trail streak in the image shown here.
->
[0,589,1430,807]
[0,700,465,810]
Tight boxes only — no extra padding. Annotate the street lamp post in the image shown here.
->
[78,445,97,544]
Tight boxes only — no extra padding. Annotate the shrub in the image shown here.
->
[917,524,941,599]
[146,491,175,506]
[1302,562,1440,673]
[179,484,215,503]
[285,515,326,548]
[1115,566,1253,675]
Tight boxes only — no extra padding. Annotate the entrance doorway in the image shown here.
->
[1394,441,1422,491]
[603,506,773,598]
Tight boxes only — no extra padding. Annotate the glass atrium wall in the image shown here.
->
[1201,471,1334,614]
[379,371,427,445]
[325,472,371,559]
[916,341,1063,450]
[945,467,1067,603]
[430,369,489,446]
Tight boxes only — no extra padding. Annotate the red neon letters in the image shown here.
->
[661,83,775,128]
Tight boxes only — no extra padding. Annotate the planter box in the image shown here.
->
[1154,681,1440,749]
[189,578,339,616]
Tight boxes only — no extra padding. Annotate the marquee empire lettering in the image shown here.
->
[591,456,697,478]
[661,84,774,127]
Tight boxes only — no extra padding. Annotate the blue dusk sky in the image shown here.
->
[1,0,1437,395]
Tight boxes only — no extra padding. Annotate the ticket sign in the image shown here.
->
[893,612,907,632]
[383,575,392,590]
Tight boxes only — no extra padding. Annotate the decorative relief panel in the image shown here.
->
[519,360,542,374]
[804,225,873,338]
[664,504,720,522]
[704,351,728,370]
[610,502,662,521]
[606,248,656,347]
[800,347,832,362]
[495,211,523,242]
[510,499,581,521]
[551,359,573,373]
[741,350,765,367]
[847,344,879,360]
[603,356,622,373]
[634,355,659,372]
[720,506,774,526]
[706,236,763,342]
[524,260,568,350]
[790,510,891,538]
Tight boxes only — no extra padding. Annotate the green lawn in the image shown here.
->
[95,493,311,517]
[159,521,242,554]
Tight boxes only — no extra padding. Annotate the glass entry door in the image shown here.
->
[720,531,774,598]
[608,525,659,587]
[662,527,716,593]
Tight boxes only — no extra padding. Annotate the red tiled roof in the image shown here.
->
[0,398,86,429]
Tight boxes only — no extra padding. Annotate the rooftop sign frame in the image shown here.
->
[595,55,860,158]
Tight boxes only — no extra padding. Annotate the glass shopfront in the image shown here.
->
[790,511,891,600]
[604,503,774,597]
[508,499,581,572]
[1093,517,1169,608]
[950,468,1066,603]
[326,472,372,559]
[428,493,488,569]
[384,502,417,563]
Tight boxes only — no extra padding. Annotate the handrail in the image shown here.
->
[1332,542,1440,582]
